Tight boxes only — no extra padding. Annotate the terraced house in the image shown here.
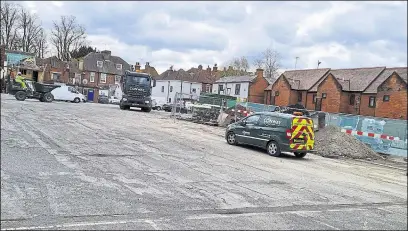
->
[79,50,130,102]
[264,66,408,120]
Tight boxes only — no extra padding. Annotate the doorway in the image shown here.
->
[315,97,322,111]
[33,71,39,82]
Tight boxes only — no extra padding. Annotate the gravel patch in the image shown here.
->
[314,125,384,160]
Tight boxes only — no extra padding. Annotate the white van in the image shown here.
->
[51,85,86,103]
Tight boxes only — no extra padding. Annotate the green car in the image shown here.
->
[225,112,315,158]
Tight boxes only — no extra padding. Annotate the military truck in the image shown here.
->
[119,71,156,112]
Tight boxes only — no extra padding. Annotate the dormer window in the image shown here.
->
[97,61,103,68]
[116,64,122,70]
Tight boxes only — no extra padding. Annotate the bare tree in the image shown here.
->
[35,28,48,58]
[18,8,42,52]
[253,48,281,78]
[50,15,86,61]
[222,56,250,77]
[0,2,21,49]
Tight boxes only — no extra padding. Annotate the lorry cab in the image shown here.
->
[51,85,86,103]
[119,71,156,112]
[225,112,315,158]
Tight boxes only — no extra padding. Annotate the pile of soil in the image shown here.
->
[314,125,384,160]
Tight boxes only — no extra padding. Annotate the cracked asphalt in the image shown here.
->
[1,93,407,230]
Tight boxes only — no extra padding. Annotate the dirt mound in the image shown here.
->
[314,125,383,160]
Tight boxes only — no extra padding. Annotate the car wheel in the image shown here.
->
[74,97,80,103]
[267,141,281,157]
[157,106,161,111]
[226,132,237,145]
[142,107,152,112]
[294,152,307,158]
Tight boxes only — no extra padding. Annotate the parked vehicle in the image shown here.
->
[109,96,120,104]
[152,99,164,110]
[225,112,315,158]
[51,85,86,103]
[119,71,156,112]
[98,95,109,104]
[9,79,59,102]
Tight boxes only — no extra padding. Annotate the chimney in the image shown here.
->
[213,63,218,72]
[223,67,227,71]
[228,66,233,71]
[101,50,111,60]
[207,65,211,72]
[256,68,264,78]
[135,62,141,71]
[145,62,150,71]
[198,65,203,70]
[130,65,134,71]
[169,65,173,71]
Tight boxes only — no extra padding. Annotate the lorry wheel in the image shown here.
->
[120,104,130,110]
[15,91,27,101]
[43,93,54,102]
[294,152,307,158]
[142,107,152,112]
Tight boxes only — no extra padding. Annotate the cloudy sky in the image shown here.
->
[21,1,407,73]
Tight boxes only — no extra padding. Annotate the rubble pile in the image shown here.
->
[314,125,383,160]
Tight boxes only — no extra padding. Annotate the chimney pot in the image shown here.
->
[213,64,218,72]
[135,62,141,71]
[146,62,150,66]
[256,68,264,78]
[198,65,203,70]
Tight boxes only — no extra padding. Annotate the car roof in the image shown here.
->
[252,111,307,119]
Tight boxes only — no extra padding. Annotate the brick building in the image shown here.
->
[264,66,408,120]
[187,64,219,93]
[36,56,81,84]
[78,50,131,102]
[264,68,330,107]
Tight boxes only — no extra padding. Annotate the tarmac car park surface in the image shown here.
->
[1,93,407,230]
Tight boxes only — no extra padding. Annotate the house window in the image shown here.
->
[192,88,196,93]
[297,92,302,102]
[322,93,327,99]
[275,91,279,96]
[115,75,121,83]
[116,64,122,70]
[90,72,95,82]
[161,86,164,92]
[168,98,171,103]
[170,86,173,92]
[383,95,390,102]
[205,84,211,92]
[52,72,60,81]
[349,94,355,105]
[21,69,27,75]
[100,73,107,83]
[218,84,224,93]
[369,96,376,108]
[235,84,241,95]
[97,61,103,68]
[312,94,317,104]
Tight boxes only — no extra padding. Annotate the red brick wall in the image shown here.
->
[306,92,317,110]
[360,94,376,117]
[248,75,269,104]
[375,73,407,119]
[271,76,291,106]
[339,92,362,115]
[317,74,342,113]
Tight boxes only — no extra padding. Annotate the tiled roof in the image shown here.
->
[364,67,408,93]
[187,66,215,83]
[156,69,200,82]
[141,66,159,78]
[215,75,256,83]
[326,67,385,92]
[282,68,331,90]
[83,52,130,75]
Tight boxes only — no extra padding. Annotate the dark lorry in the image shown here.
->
[119,71,156,112]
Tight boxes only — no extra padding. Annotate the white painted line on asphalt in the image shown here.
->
[1,219,157,230]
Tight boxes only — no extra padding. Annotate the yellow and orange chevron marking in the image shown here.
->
[290,117,315,151]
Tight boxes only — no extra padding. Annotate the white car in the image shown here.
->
[51,85,86,103]
[109,96,120,104]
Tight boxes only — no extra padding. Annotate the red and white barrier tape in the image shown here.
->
[340,129,400,141]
